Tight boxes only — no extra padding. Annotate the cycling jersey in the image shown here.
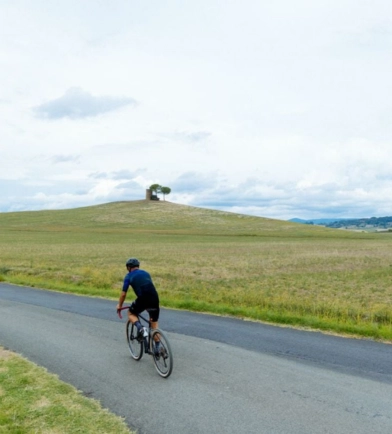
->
[123,268,160,321]
[123,268,158,298]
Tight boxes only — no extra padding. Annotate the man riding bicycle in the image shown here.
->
[116,258,161,352]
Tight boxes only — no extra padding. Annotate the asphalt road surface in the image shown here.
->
[1,283,391,434]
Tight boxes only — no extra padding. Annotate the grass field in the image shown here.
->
[0,346,133,434]
[1,200,392,340]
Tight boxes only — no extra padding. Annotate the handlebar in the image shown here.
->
[117,306,149,325]
[117,305,129,319]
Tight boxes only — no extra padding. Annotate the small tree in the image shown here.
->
[149,184,161,195]
[160,186,171,201]
[149,183,162,200]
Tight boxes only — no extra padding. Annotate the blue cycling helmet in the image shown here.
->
[126,258,140,268]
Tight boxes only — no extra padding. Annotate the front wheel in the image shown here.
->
[126,320,143,360]
[150,329,173,378]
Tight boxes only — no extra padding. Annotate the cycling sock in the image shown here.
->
[134,321,142,331]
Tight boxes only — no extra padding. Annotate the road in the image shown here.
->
[0,283,391,434]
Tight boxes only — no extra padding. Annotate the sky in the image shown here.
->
[1,0,392,221]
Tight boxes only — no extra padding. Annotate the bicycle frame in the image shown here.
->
[118,305,173,378]
[138,312,154,353]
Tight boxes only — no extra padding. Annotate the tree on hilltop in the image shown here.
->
[160,186,171,201]
[148,184,171,201]
[149,184,161,195]
[149,183,161,200]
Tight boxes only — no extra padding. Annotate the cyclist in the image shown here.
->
[116,258,161,353]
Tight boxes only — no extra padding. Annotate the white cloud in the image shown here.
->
[50,154,81,164]
[1,0,392,220]
[33,87,137,119]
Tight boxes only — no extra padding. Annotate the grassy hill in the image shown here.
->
[1,200,391,340]
[0,200,370,237]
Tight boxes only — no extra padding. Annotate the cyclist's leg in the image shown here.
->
[128,299,146,332]
[147,304,160,341]
[128,311,139,324]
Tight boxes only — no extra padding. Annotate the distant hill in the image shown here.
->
[326,216,392,230]
[0,200,368,239]
[289,218,347,225]
[290,216,392,230]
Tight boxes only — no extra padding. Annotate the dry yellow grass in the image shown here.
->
[1,200,391,338]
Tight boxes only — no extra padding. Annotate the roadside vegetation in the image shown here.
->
[1,200,391,341]
[0,346,133,434]
[1,200,391,432]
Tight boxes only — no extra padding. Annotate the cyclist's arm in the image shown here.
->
[116,291,127,311]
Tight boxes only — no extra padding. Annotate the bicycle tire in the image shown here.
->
[150,329,173,378]
[126,320,143,360]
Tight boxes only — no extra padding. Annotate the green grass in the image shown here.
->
[0,346,133,434]
[1,200,391,432]
[1,200,392,340]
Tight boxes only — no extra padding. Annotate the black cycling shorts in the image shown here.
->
[129,294,160,322]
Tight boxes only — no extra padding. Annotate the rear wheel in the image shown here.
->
[150,329,173,378]
[126,320,143,360]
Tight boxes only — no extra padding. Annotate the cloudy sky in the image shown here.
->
[1,0,392,220]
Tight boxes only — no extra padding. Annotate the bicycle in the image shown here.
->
[117,306,173,378]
